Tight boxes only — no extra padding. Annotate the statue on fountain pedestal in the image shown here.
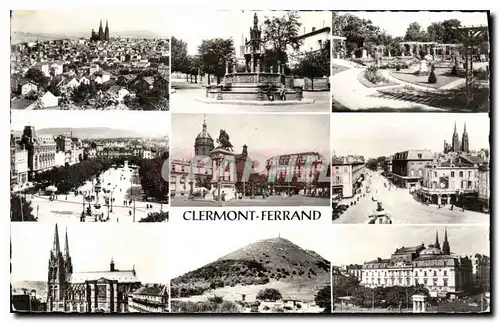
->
[216,129,234,151]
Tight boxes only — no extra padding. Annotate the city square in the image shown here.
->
[170,114,330,207]
[10,111,169,223]
[331,11,489,112]
[170,10,330,113]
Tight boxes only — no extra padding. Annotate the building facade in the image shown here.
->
[478,164,490,209]
[332,155,365,199]
[391,150,434,189]
[127,284,169,313]
[46,224,141,313]
[20,126,57,179]
[469,254,490,292]
[361,229,473,299]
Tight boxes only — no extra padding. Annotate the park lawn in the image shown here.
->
[357,71,399,88]
[332,64,350,76]
[390,68,462,89]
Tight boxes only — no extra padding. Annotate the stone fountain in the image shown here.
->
[205,13,304,103]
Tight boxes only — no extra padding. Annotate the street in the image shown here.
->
[27,165,167,223]
[334,170,489,224]
[170,85,330,113]
[171,195,330,207]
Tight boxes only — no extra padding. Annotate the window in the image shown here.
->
[423,278,428,285]
[434,172,437,177]
[398,278,402,284]
[385,278,388,284]
[434,271,437,276]
[415,279,419,286]
[418,153,422,159]
[443,278,448,287]
[406,278,411,286]
[415,272,419,277]
[468,171,471,178]
[433,278,438,286]
[443,270,447,276]
[459,171,464,177]
[377,278,381,284]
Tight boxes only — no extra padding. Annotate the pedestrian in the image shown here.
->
[450,204,454,211]
[221,192,226,206]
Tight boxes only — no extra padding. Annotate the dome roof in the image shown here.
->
[420,247,443,256]
[195,119,214,147]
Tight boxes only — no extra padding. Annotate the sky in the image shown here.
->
[171,113,330,160]
[169,10,331,55]
[331,225,490,266]
[10,223,169,283]
[340,11,489,38]
[167,218,333,279]
[10,111,170,137]
[11,9,171,36]
[331,113,490,159]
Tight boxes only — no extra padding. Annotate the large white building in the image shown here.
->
[361,229,473,299]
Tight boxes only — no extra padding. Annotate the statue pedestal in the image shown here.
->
[418,60,429,75]
[209,147,237,200]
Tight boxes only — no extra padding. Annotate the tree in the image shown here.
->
[138,211,169,222]
[333,13,382,57]
[293,40,330,89]
[24,68,49,87]
[256,288,282,302]
[404,22,428,42]
[315,285,332,313]
[11,194,37,221]
[171,36,189,73]
[198,38,235,85]
[262,11,302,64]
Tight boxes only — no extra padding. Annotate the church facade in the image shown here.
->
[46,224,141,313]
[444,122,469,154]
[361,229,473,299]
[90,20,110,42]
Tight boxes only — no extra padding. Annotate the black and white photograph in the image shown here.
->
[170,10,330,113]
[170,113,330,206]
[168,221,331,313]
[331,113,490,224]
[10,223,170,313]
[10,111,169,223]
[331,11,489,112]
[330,225,490,313]
[10,10,170,111]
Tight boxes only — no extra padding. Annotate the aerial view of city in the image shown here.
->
[330,225,490,313]
[10,111,169,223]
[331,113,490,224]
[10,10,170,111]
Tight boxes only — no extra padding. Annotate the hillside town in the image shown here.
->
[10,125,169,223]
[332,120,490,224]
[11,20,170,111]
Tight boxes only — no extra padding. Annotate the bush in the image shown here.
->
[428,70,437,83]
[283,306,293,311]
[208,295,224,304]
[451,65,458,76]
[256,288,282,302]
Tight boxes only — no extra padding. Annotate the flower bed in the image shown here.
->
[358,66,399,88]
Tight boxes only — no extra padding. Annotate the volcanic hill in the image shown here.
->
[172,237,330,298]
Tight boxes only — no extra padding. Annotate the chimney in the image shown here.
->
[312,27,316,32]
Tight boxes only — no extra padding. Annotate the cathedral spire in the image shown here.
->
[253,12,258,28]
[463,122,467,134]
[52,224,60,253]
[442,228,450,255]
[64,227,70,258]
[434,230,440,250]
[203,114,207,131]
[454,121,457,133]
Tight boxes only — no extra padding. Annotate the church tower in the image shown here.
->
[461,123,469,153]
[434,230,441,250]
[194,115,214,156]
[441,228,451,255]
[98,20,104,41]
[452,122,461,152]
[63,228,73,279]
[47,224,68,311]
[104,19,110,42]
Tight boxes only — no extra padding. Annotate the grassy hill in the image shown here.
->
[172,237,330,301]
